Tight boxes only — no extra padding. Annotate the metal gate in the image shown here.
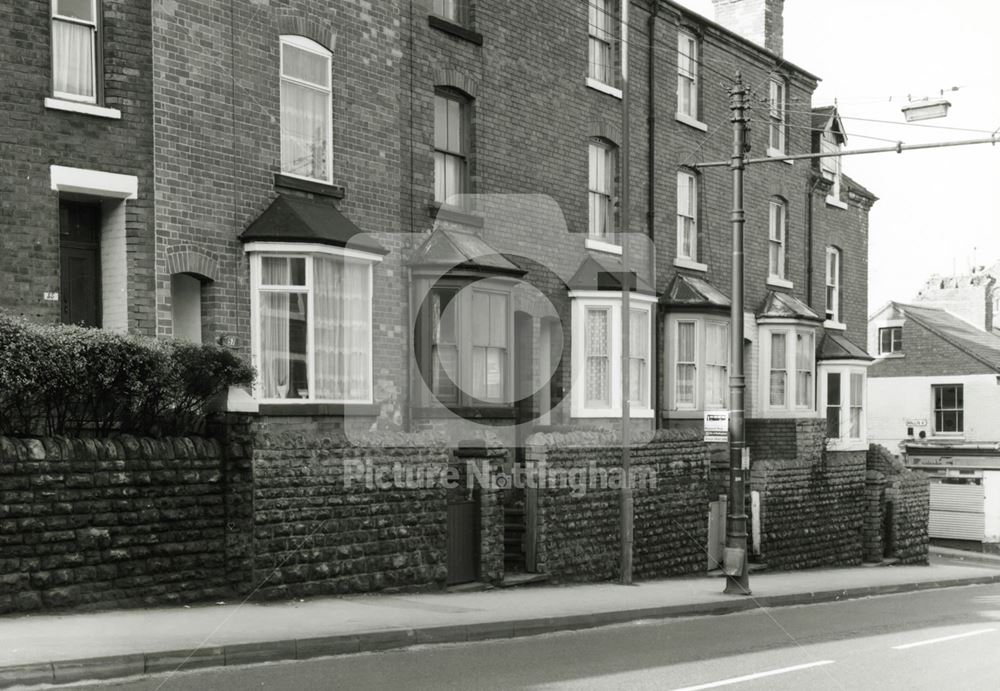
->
[929,482,985,541]
[447,499,479,585]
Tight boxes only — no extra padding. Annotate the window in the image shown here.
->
[571,293,655,417]
[761,326,816,414]
[280,36,332,184]
[675,321,697,408]
[932,384,964,434]
[879,326,902,354]
[768,199,786,280]
[588,0,614,85]
[434,92,468,205]
[677,30,698,119]
[826,247,841,323]
[820,132,842,202]
[589,141,616,242]
[666,316,729,411]
[795,332,814,409]
[250,249,377,403]
[677,171,698,260]
[822,365,867,448]
[768,78,787,154]
[421,281,511,407]
[52,0,99,103]
[432,0,466,24]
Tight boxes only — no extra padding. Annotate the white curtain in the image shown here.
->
[585,308,610,406]
[628,309,647,406]
[280,80,328,180]
[53,20,95,99]
[260,293,290,399]
[675,321,695,406]
[769,332,786,406]
[314,257,370,401]
[705,323,728,408]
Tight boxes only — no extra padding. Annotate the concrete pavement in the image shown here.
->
[2,553,1000,688]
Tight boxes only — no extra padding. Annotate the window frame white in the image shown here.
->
[878,326,902,355]
[676,29,699,122]
[931,383,965,436]
[588,140,617,245]
[664,314,731,413]
[825,246,841,324]
[820,132,847,208]
[570,291,655,419]
[279,35,333,185]
[759,323,818,417]
[246,242,382,405]
[768,199,787,281]
[51,0,99,104]
[587,0,615,87]
[433,90,469,206]
[676,170,698,262]
[432,0,466,25]
[767,78,787,156]
[819,361,869,451]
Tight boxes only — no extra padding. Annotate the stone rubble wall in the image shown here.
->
[527,428,710,583]
[0,435,237,614]
[865,445,929,565]
[747,419,866,569]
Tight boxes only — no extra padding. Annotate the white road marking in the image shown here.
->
[891,628,996,650]
[669,660,836,691]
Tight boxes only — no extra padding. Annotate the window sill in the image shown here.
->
[429,202,485,228]
[766,147,794,164]
[274,173,345,199]
[258,402,379,417]
[427,14,484,45]
[585,237,622,255]
[823,319,847,331]
[675,112,708,132]
[674,256,708,273]
[411,405,516,419]
[877,352,905,359]
[661,410,705,420]
[585,78,622,100]
[766,276,794,290]
[825,195,849,210]
[45,97,121,120]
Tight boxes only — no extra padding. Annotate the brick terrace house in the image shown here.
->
[1,1,877,511]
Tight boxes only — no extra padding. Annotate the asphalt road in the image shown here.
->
[72,582,1000,690]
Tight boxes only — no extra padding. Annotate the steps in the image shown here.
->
[503,505,526,570]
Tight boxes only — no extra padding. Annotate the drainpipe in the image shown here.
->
[648,1,660,427]
[805,173,822,308]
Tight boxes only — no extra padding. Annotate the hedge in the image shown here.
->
[0,311,254,437]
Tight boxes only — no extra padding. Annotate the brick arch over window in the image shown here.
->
[276,16,335,51]
[433,68,478,99]
[589,120,621,147]
[166,248,220,283]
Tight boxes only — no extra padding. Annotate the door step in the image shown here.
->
[499,572,550,588]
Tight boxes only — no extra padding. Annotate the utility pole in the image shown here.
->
[619,0,633,586]
[724,73,751,596]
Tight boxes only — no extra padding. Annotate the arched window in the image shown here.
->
[279,35,332,183]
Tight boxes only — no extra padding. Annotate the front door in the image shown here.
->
[59,201,101,327]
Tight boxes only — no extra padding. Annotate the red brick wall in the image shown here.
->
[869,317,995,378]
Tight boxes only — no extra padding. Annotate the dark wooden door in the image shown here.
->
[59,201,101,327]
[446,500,478,585]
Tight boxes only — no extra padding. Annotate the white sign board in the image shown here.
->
[704,410,730,443]
[905,418,928,427]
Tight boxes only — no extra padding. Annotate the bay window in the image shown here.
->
[249,246,379,404]
[280,36,332,184]
[665,315,730,412]
[417,279,512,408]
[571,292,655,418]
[820,363,868,449]
[761,325,816,415]
[52,0,99,102]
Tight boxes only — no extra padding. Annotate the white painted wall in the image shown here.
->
[984,471,1000,544]
[868,373,1000,451]
[100,200,128,333]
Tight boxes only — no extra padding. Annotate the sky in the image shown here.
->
[675,0,1000,313]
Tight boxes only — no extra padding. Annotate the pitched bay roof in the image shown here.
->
[240,195,386,254]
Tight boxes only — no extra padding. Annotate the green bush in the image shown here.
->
[0,311,254,437]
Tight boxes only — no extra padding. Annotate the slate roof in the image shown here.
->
[756,291,823,322]
[240,195,386,254]
[842,173,878,202]
[568,255,655,294]
[897,302,1000,373]
[660,274,730,310]
[408,227,524,276]
[818,331,873,361]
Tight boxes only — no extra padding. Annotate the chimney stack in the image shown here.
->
[711,0,784,56]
